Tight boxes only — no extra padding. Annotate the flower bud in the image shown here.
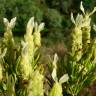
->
[33,31,41,47]
[71,27,82,61]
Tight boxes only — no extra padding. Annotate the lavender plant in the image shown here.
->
[61,2,96,96]
[0,17,45,96]
[0,16,69,96]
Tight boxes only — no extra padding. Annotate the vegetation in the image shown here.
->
[0,1,96,96]
[0,17,68,96]
[0,0,95,35]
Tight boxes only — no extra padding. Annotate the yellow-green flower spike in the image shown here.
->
[24,17,35,63]
[33,31,41,47]
[80,2,96,47]
[33,22,44,47]
[24,34,34,62]
[34,31,41,47]
[18,41,32,80]
[27,70,44,96]
[71,13,83,61]
[48,82,63,96]
[24,17,44,64]
[26,17,34,35]
[3,17,16,66]
[3,17,16,43]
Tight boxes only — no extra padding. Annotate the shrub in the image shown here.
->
[45,8,63,28]
[0,0,43,34]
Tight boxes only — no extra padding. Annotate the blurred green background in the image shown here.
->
[0,0,96,44]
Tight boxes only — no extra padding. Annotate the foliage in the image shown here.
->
[45,9,63,28]
[0,1,96,96]
[0,0,43,33]
[54,2,96,96]
[0,17,44,96]
[0,17,68,96]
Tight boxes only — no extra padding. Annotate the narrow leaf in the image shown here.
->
[53,53,58,68]
[52,68,58,81]
[3,18,9,27]
[59,74,69,84]
[9,17,16,29]
[80,1,85,14]
[89,7,96,16]
[71,13,75,24]
[93,24,96,31]
[26,17,34,34]
[38,23,45,32]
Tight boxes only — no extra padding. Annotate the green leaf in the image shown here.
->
[93,24,96,31]
[3,83,7,91]
[59,74,69,84]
